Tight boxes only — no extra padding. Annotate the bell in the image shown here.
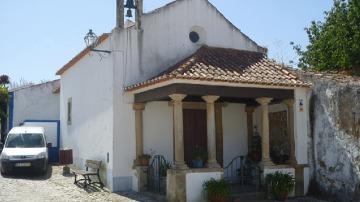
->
[124,0,136,9]
[126,8,133,18]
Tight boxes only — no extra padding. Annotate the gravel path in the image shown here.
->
[0,166,158,202]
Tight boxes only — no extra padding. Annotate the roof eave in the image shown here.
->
[125,78,311,95]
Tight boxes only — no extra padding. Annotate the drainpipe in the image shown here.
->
[116,0,124,29]
[135,0,143,30]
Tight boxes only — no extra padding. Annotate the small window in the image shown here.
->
[189,26,206,44]
[189,31,200,43]
[67,98,72,125]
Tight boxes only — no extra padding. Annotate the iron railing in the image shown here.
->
[224,155,261,188]
[147,155,169,195]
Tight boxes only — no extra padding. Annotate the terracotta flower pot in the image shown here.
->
[209,196,228,202]
[139,158,150,166]
[275,192,288,201]
[251,152,261,162]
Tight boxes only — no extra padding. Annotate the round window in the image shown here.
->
[189,31,200,43]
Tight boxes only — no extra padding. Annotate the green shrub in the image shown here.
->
[203,178,230,202]
[266,172,295,201]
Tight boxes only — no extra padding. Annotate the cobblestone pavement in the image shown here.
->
[0,165,159,202]
[0,165,327,202]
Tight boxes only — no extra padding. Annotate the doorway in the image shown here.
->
[183,109,207,167]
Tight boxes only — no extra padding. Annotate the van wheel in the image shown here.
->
[41,164,48,175]
[1,168,7,176]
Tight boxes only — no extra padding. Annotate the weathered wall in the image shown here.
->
[298,71,360,200]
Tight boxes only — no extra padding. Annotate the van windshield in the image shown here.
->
[5,133,45,148]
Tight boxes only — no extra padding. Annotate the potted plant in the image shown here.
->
[203,178,230,202]
[138,154,151,166]
[265,172,295,201]
[192,146,207,168]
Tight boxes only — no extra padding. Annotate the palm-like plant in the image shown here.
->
[203,178,230,202]
[266,172,295,201]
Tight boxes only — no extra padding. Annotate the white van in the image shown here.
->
[0,127,50,175]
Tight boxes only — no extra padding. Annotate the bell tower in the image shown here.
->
[123,0,143,29]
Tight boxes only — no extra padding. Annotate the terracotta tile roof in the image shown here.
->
[125,46,311,91]
[56,33,110,75]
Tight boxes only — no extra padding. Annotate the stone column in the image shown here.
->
[169,94,188,170]
[284,99,297,166]
[256,97,274,167]
[133,103,145,165]
[133,103,147,192]
[246,106,255,154]
[202,95,221,168]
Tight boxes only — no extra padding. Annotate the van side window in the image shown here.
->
[67,98,72,125]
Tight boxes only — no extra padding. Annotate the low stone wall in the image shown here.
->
[296,70,360,201]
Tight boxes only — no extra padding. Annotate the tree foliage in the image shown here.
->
[293,0,360,73]
[0,75,9,124]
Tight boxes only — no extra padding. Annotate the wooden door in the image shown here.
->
[183,109,207,167]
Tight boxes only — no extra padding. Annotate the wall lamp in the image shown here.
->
[84,29,111,54]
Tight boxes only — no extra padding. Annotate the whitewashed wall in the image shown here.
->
[294,88,310,194]
[11,80,60,127]
[222,103,248,167]
[60,39,116,189]
[143,101,173,162]
[294,88,309,165]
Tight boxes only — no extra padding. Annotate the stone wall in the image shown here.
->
[297,70,360,201]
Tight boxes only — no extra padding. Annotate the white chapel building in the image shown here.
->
[56,0,311,201]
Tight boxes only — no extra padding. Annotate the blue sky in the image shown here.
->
[0,0,333,83]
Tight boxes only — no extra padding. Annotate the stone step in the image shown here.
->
[231,191,267,202]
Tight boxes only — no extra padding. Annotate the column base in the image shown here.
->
[206,161,221,169]
[288,159,298,166]
[259,159,275,168]
[174,162,189,170]
[167,168,188,202]
[134,166,149,192]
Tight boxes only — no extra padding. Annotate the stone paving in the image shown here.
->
[0,165,328,202]
[0,165,158,202]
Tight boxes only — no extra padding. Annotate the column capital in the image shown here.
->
[245,106,256,113]
[256,97,273,105]
[283,99,295,107]
[202,95,220,103]
[133,103,146,111]
[169,94,187,102]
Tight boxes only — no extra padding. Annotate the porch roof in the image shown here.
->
[125,46,311,92]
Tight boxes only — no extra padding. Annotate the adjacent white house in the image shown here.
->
[7,80,61,162]
[8,80,60,129]
[56,0,311,201]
